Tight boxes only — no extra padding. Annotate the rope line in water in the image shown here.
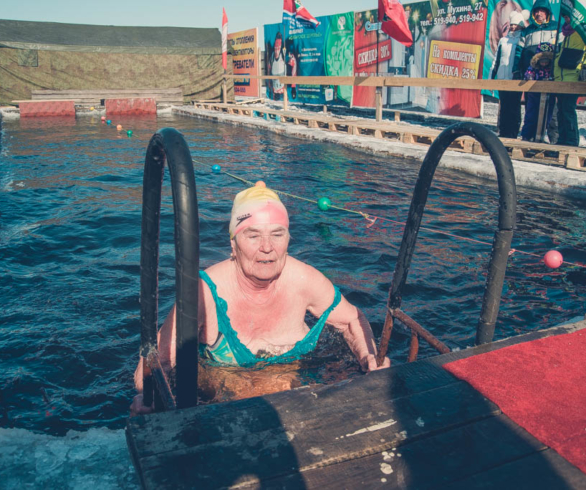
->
[193,159,585,270]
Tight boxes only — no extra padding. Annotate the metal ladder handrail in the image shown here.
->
[378,122,517,364]
[140,128,200,411]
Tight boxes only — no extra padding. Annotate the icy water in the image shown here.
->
[1,113,585,486]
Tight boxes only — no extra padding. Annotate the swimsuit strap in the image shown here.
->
[198,270,341,367]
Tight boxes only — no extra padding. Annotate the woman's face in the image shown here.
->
[232,223,290,282]
[509,23,522,32]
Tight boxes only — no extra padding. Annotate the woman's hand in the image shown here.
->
[129,394,154,417]
[361,354,391,372]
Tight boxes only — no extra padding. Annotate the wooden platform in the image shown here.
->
[191,102,586,171]
[22,88,184,106]
[126,320,586,489]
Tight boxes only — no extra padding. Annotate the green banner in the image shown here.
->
[561,0,586,43]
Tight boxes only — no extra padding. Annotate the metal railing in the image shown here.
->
[377,121,517,364]
[140,128,200,411]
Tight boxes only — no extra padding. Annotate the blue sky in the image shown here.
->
[3,1,380,44]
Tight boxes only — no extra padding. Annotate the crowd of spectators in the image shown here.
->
[490,0,585,147]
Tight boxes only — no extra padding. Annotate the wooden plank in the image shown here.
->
[535,93,547,143]
[274,76,586,95]
[236,415,548,489]
[128,321,586,489]
[31,88,183,104]
[131,382,500,488]
[224,74,586,94]
[128,359,462,458]
[441,449,586,489]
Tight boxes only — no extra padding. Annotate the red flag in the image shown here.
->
[283,0,320,28]
[378,0,413,47]
[221,7,228,71]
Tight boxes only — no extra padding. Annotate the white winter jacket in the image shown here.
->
[491,32,523,80]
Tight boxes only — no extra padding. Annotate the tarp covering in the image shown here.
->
[0,19,231,105]
[0,19,221,55]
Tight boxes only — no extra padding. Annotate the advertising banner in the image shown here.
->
[228,28,260,98]
[405,0,488,117]
[264,12,354,106]
[353,9,393,108]
[427,40,482,79]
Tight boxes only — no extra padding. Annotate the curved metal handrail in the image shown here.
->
[140,128,200,410]
[378,122,517,363]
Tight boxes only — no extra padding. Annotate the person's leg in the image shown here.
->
[521,93,540,141]
[511,91,523,138]
[547,96,559,145]
[557,94,580,146]
[499,91,522,138]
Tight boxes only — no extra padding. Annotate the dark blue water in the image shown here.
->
[1,113,585,435]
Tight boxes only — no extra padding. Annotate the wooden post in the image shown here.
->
[375,86,383,122]
[283,85,288,111]
[535,93,546,143]
[323,104,327,114]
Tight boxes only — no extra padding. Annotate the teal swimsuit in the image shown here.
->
[198,270,341,367]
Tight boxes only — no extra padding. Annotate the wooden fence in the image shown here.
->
[224,75,585,142]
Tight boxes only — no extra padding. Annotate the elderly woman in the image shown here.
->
[131,184,390,414]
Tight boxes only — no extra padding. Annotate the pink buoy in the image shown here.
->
[255,180,266,188]
[544,250,563,269]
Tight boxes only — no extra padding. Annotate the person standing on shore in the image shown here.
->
[554,15,586,147]
[513,0,558,141]
[491,11,527,138]
[521,43,556,141]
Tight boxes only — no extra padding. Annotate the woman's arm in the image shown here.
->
[303,263,390,372]
[326,297,390,372]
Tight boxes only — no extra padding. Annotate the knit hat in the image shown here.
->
[509,11,526,28]
[229,185,289,239]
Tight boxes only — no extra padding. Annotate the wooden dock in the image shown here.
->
[126,320,586,489]
[189,102,586,171]
[13,88,184,108]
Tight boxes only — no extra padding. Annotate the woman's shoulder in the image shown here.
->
[200,260,232,291]
[283,256,333,291]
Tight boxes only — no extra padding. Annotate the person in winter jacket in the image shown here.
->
[491,11,527,138]
[521,44,556,141]
[554,15,586,146]
[513,0,558,77]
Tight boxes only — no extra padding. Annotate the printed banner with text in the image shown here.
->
[353,9,392,108]
[264,12,354,106]
[405,0,488,117]
[228,28,260,98]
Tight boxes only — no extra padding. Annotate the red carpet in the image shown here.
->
[444,329,586,473]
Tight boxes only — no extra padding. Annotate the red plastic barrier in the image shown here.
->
[105,98,157,115]
[19,100,75,117]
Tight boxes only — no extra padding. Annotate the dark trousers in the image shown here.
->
[521,93,556,141]
[556,94,580,146]
[498,91,522,138]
